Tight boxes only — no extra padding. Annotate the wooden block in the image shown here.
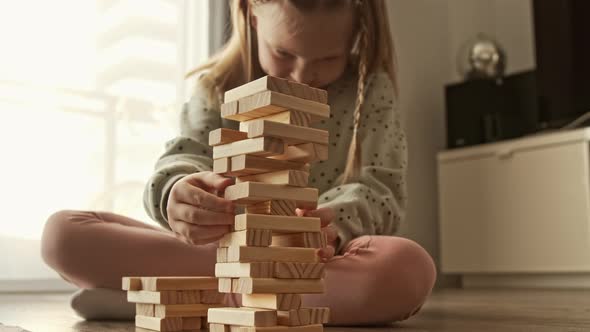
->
[220,100,239,118]
[210,128,249,147]
[271,233,327,249]
[309,307,330,324]
[182,317,202,330]
[154,303,222,318]
[242,294,301,310]
[245,200,297,216]
[218,278,233,293]
[217,247,229,263]
[277,308,312,326]
[200,289,225,304]
[207,307,278,327]
[213,137,284,159]
[219,229,273,247]
[237,170,308,187]
[128,290,200,305]
[140,277,218,291]
[247,120,329,146]
[135,315,182,332]
[222,91,330,122]
[224,182,318,209]
[210,323,231,332]
[239,111,317,132]
[137,303,155,316]
[214,158,231,174]
[224,76,328,104]
[229,154,309,176]
[215,262,274,278]
[232,278,324,294]
[236,325,323,332]
[273,262,325,279]
[234,214,321,233]
[269,143,328,163]
[123,277,141,290]
[226,246,319,263]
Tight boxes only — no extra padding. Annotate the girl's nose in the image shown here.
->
[290,63,316,86]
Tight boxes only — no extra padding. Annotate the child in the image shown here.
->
[41,0,436,325]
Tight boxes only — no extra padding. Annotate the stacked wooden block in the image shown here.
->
[208,76,331,332]
[122,276,224,331]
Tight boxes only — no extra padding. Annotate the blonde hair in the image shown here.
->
[187,0,398,184]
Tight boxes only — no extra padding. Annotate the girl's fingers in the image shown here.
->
[296,207,335,227]
[324,224,338,244]
[317,245,335,261]
[174,182,234,213]
[173,203,235,225]
[185,172,235,193]
[173,221,230,245]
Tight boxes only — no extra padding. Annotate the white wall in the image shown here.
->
[388,0,535,287]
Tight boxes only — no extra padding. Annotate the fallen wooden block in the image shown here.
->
[154,303,223,318]
[239,111,318,132]
[271,233,327,249]
[207,307,278,327]
[219,229,273,247]
[137,303,155,316]
[277,308,311,326]
[215,262,274,278]
[309,307,330,324]
[222,91,330,122]
[213,137,284,159]
[241,294,302,310]
[232,278,325,294]
[269,143,328,163]
[224,76,328,104]
[128,290,201,305]
[245,200,297,216]
[237,170,308,187]
[217,247,229,263]
[247,120,329,146]
[122,277,218,291]
[218,278,233,293]
[200,289,225,304]
[235,325,324,332]
[135,315,201,332]
[209,128,249,146]
[226,246,319,263]
[273,262,325,279]
[229,154,309,176]
[224,182,318,209]
[234,214,321,233]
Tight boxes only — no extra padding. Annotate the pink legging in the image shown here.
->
[41,210,436,325]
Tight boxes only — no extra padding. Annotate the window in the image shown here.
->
[0,0,210,290]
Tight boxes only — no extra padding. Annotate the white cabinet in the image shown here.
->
[438,128,590,280]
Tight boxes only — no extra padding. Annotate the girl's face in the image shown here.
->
[251,1,355,88]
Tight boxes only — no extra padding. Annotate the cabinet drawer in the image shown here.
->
[438,141,590,273]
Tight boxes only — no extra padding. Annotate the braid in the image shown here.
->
[340,0,371,184]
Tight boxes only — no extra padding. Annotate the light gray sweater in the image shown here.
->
[143,69,408,253]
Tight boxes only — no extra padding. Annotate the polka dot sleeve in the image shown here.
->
[317,71,408,253]
[143,81,231,229]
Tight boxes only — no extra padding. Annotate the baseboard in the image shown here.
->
[0,278,76,293]
[462,273,590,289]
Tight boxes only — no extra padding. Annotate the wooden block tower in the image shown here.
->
[207,76,331,332]
[122,276,224,331]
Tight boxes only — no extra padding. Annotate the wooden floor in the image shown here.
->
[0,288,589,332]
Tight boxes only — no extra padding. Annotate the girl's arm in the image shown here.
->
[318,71,408,253]
[143,81,235,229]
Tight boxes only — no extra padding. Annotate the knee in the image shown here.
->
[369,237,437,320]
[41,210,86,274]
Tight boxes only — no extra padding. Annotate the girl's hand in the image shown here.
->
[296,207,338,261]
[167,171,235,245]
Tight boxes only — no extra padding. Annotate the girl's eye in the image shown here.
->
[276,49,293,58]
